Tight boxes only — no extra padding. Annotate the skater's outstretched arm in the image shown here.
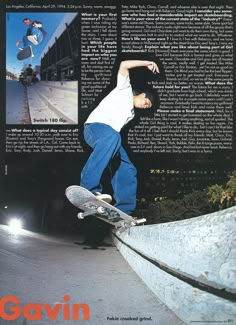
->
[119,60,159,77]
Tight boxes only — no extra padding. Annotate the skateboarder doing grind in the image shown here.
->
[80,60,159,216]
[16,18,44,49]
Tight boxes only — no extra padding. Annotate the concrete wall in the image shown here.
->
[114,206,236,323]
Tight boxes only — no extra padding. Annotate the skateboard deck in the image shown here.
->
[17,46,33,60]
[65,185,146,234]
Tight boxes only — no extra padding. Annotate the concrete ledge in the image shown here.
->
[113,206,236,323]
[39,80,78,90]
[27,81,78,124]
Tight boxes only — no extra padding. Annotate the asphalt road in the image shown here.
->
[0,225,183,325]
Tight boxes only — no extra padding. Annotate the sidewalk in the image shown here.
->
[26,81,78,124]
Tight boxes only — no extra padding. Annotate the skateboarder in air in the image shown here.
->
[80,60,159,216]
[16,18,44,49]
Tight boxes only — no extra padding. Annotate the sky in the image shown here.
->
[6,12,67,76]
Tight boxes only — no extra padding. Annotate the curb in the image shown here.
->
[113,206,236,323]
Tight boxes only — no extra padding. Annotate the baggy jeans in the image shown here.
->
[80,123,137,215]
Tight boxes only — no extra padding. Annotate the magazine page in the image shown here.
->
[0,0,235,324]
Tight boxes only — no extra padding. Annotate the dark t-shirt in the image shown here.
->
[25,67,33,76]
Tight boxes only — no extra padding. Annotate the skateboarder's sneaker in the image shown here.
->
[27,35,38,45]
[94,192,112,203]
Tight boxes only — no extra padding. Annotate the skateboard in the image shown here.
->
[65,185,146,234]
[17,46,33,60]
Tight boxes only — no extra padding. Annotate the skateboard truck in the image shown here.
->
[77,209,97,219]
[115,218,146,235]
[77,206,107,219]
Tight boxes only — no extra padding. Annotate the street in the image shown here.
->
[0,224,182,325]
[6,80,30,124]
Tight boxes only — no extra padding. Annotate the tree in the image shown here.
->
[140,190,213,224]
[207,184,224,209]
[136,170,236,224]
[208,170,236,210]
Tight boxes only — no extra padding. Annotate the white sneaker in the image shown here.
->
[27,35,38,45]
[94,192,112,203]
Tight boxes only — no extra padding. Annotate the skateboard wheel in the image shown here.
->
[97,206,105,214]
[77,212,84,219]
[130,221,136,226]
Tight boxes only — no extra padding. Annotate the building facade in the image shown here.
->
[40,13,79,81]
